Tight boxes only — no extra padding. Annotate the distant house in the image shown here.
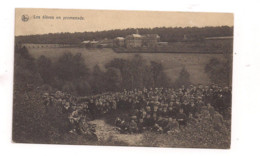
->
[124,29,160,49]
[113,37,125,47]
[125,34,142,48]
[142,34,160,48]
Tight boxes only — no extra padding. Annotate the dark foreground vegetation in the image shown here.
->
[13,45,232,148]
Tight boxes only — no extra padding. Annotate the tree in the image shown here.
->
[74,79,92,96]
[105,67,122,91]
[104,55,170,90]
[129,55,146,89]
[14,46,43,91]
[175,67,191,88]
[55,52,89,81]
[105,58,132,90]
[13,46,70,143]
[205,58,231,86]
[150,61,163,87]
[36,55,53,83]
[91,65,105,94]
[53,52,90,95]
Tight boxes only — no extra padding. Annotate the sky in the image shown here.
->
[15,8,234,36]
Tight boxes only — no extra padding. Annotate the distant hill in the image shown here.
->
[15,26,233,44]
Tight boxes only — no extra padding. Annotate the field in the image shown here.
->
[28,47,228,84]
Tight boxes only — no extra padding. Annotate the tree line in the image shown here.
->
[14,46,194,96]
[15,26,233,44]
[14,45,231,97]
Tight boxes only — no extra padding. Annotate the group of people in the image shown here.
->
[42,84,231,135]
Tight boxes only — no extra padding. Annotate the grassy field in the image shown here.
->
[28,47,228,85]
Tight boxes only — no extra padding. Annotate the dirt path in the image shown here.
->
[89,119,144,146]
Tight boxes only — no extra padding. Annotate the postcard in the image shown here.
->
[13,8,233,148]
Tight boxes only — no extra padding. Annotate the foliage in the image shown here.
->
[105,67,123,91]
[54,52,89,81]
[15,45,173,97]
[141,112,230,148]
[90,65,106,94]
[174,67,191,88]
[205,57,232,86]
[14,46,43,91]
[36,55,53,83]
[13,46,72,143]
[105,55,171,90]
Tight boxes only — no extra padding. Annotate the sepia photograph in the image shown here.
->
[13,8,233,149]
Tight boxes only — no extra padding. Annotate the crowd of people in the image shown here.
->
[42,84,231,135]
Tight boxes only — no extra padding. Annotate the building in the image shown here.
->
[142,34,160,48]
[125,34,142,48]
[113,37,125,47]
[124,29,160,49]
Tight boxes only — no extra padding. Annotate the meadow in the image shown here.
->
[28,47,227,85]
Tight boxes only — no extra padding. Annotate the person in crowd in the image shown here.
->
[137,118,146,133]
[165,117,180,134]
[176,108,187,127]
[153,123,163,133]
[129,116,138,133]
[144,114,154,130]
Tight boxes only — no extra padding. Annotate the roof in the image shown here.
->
[115,37,125,40]
[81,41,90,43]
[126,34,142,38]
